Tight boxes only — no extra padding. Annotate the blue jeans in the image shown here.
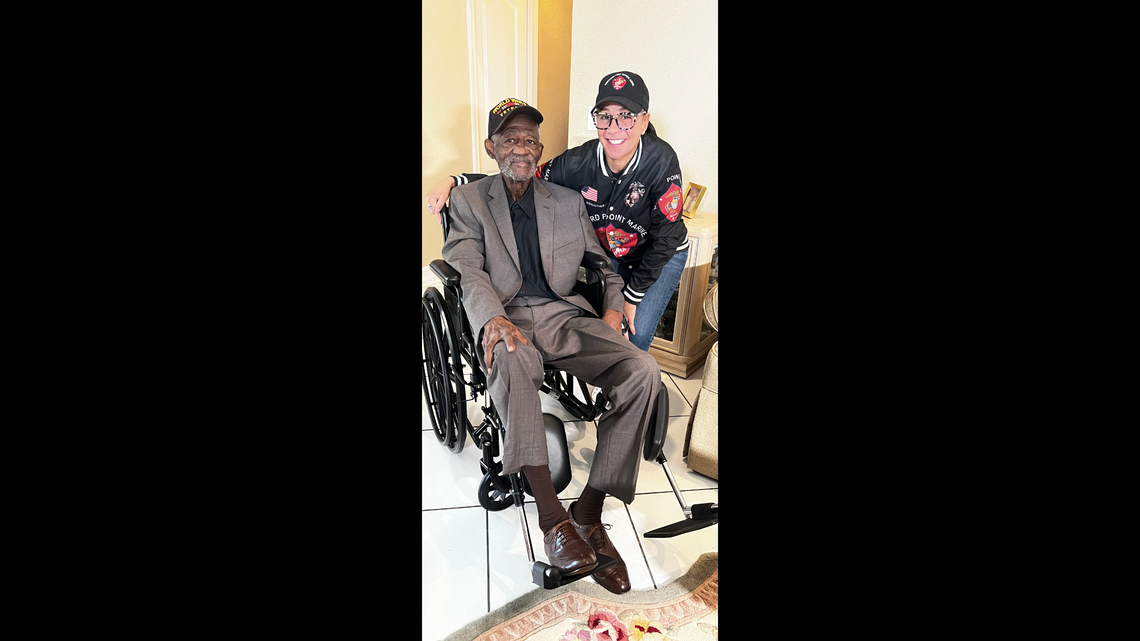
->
[610,249,688,352]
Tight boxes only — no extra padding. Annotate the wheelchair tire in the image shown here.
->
[422,288,468,454]
[438,294,469,454]
[478,471,516,511]
[421,291,452,446]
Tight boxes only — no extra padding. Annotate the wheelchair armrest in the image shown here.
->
[440,204,451,241]
[580,253,609,272]
[573,253,610,316]
[430,259,461,288]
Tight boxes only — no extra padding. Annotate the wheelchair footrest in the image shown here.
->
[532,554,618,590]
[643,516,718,539]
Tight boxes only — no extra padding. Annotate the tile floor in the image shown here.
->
[421,284,718,641]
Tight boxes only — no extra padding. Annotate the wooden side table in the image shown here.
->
[649,211,719,377]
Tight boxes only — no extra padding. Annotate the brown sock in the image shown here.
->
[572,483,607,526]
[522,465,570,535]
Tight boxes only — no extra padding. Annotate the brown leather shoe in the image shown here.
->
[570,501,631,594]
[543,519,598,576]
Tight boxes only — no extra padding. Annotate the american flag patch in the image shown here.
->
[581,186,598,202]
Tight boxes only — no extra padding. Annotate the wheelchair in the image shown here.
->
[421,203,717,590]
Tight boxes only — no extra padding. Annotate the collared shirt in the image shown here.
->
[505,177,558,302]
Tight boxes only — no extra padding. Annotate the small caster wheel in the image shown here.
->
[477,471,515,511]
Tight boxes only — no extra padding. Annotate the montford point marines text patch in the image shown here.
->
[658,183,683,222]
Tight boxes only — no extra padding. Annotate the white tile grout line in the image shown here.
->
[665,373,699,412]
[624,501,658,589]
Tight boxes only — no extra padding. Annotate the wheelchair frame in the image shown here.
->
[422,203,717,589]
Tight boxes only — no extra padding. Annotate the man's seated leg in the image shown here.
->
[568,486,632,594]
[486,307,597,577]
[564,341,656,597]
[524,464,597,577]
[567,340,657,595]
[485,319,547,474]
[546,315,660,506]
[527,300,661,594]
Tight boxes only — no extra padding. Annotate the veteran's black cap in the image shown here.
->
[487,98,544,137]
[594,71,649,114]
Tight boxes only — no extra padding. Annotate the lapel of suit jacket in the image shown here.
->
[486,176,521,273]
[533,179,555,281]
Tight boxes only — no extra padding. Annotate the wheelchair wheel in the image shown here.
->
[437,294,470,454]
[477,471,516,511]
[422,288,469,453]
[543,370,596,421]
[421,290,453,447]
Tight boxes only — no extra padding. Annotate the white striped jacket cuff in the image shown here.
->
[623,284,646,305]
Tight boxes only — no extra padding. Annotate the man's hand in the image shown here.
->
[425,176,456,224]
[482,315,529,372]
[623,302,638,338]
[602,309,626,339]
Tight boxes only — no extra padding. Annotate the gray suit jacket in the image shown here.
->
[442,176,626,335]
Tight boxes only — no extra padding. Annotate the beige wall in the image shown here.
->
[569,0,719,216]
[421,0,575,268]
[421,1,471,268]
[537,0,574,162]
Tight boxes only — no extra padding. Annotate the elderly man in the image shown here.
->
[441,98,661,594]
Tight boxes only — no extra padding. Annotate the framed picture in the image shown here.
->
[682,183,706,219]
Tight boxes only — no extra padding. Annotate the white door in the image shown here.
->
[468,0,536,175]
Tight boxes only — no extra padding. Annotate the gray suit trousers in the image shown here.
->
[487,296,661,505]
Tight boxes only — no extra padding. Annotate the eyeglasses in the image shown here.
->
[592,111,644,130]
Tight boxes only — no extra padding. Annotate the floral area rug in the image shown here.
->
[443,553,717,641]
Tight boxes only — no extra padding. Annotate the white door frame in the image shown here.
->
[466,0,537,174]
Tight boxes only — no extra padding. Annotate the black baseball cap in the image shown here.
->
[487,98,544,136]
[594,71,649,114]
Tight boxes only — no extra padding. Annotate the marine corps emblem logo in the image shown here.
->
[625,181,646,207]
[657,183,683,222]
